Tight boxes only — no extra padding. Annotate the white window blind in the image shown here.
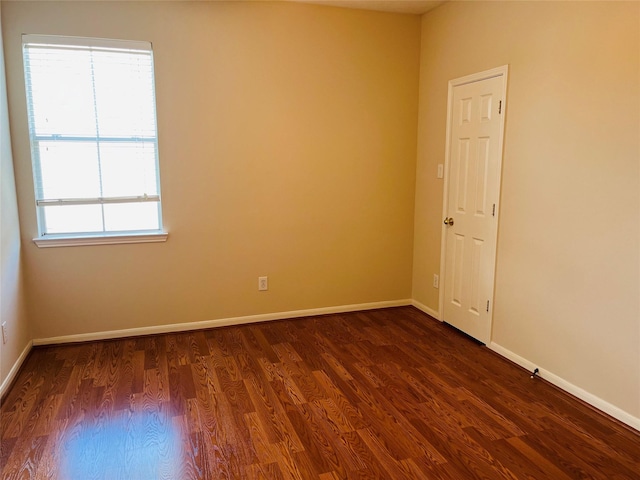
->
[23,35,164,238]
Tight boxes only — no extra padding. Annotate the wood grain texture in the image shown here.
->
[1,307,639,479]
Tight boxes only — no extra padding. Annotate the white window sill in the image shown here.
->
[33,232,168,248]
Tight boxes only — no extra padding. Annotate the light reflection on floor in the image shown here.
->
[60,410,182,480]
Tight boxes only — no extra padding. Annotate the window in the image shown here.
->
[22,35,166,246]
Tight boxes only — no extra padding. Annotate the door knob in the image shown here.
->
[444,217,454,226]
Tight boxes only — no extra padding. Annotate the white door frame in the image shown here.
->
[438,65,509,342]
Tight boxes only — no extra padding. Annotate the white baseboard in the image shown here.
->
[411,299,440,320]
[32,299,413,346]
[489,342,640,432]
[0,340,33,399]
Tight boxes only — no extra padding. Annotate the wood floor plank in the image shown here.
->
[464,426,568,480]
[311,371,366,431]
[244,461,284,480]
[2,306,640,479]
[285,401,347,476]
[302,417,365,474]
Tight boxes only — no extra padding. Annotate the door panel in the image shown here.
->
[442,72,505,344]
[452,233,465,306]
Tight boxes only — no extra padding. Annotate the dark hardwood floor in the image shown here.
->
[1,306,639,479]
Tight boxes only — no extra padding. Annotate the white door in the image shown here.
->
[441,67,507,344]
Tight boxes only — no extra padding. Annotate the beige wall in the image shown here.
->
[413,1,640,417]
[2,1,420,339]
[0,6,30,389]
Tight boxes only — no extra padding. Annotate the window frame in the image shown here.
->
[22,34,168,247]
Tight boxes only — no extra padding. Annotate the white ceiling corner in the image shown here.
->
[288,0,446,15]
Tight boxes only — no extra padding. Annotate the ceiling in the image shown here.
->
[289,0,446,15]
[6,0,446,15]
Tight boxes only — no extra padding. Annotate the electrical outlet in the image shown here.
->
[433,274,439,289]
[437,164,444,179]
[258,276,268,291]
[1,322,7,344]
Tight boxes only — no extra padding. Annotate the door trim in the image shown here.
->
[438,65,509,341]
